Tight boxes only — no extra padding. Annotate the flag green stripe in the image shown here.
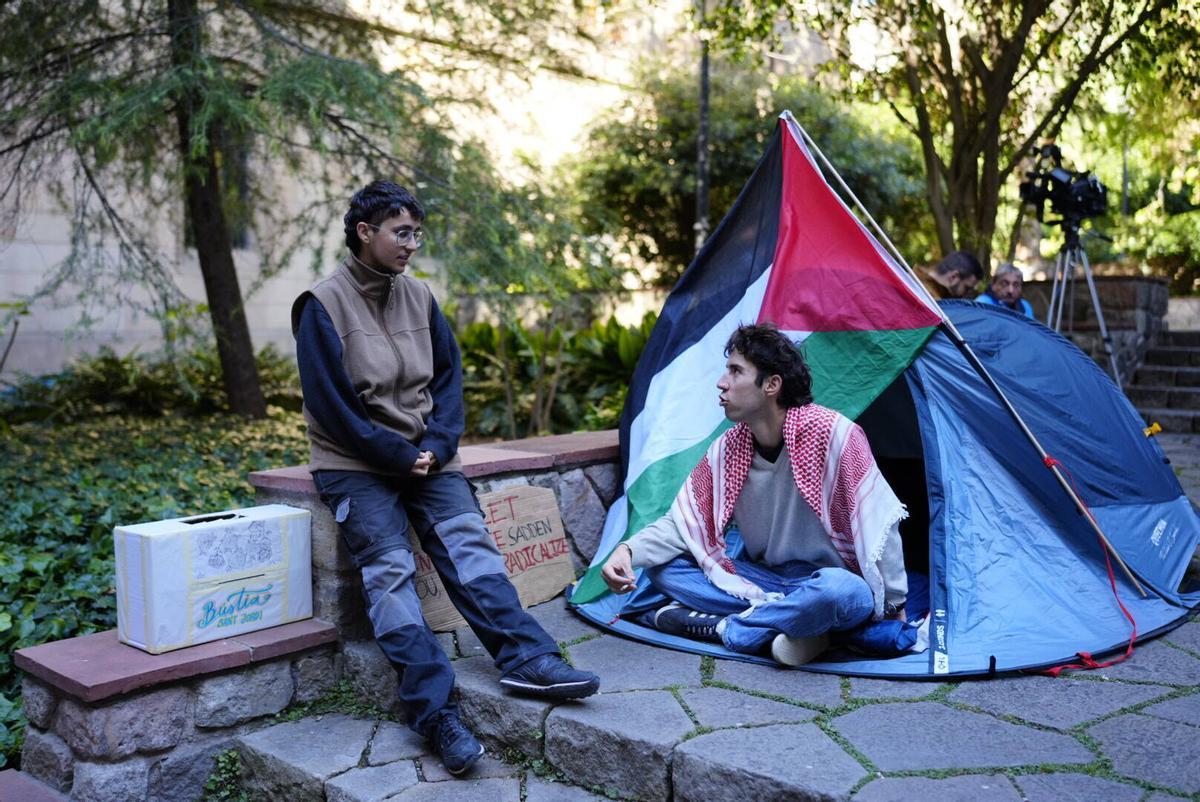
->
[571,420,729,603]
[805,327,937,419]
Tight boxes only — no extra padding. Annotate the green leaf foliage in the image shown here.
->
[201,749,250,802]
[1126,209,1200,294]
[566,62,933,286]
[458,312,655,439]
[0,344,302,424]
[0,408,310,768]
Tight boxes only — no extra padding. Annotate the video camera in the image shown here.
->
[1018,143,1108,225]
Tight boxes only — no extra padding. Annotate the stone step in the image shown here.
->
[0,768,70,801]
[232,598,615,801]
[1126,386,1200,411]
[222,580,1200,802]
[1144,347,1200,368]
[232,709,601,802]
[1136,407,1200,434]
[1162,330,1200,348]
[1133,366,1200,388]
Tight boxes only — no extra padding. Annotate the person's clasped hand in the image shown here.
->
[409,450,437,477]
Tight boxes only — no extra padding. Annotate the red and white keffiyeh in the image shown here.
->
[667,403,905,619]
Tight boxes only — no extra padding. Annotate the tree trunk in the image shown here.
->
[495,322,519,441]
[169,0,266,418]
[181,142,267,418]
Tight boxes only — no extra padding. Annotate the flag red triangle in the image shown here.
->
[758,123,941,333]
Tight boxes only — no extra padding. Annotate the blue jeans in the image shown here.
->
[645,556,874,654]
[313,469,560,733]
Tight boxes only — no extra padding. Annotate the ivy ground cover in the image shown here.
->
[0,410,310,767]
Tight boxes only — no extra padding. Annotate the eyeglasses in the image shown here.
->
[366,224,426,248]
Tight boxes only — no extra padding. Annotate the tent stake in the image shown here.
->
[784,112,1148,599]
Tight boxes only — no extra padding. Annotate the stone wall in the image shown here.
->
[243,439,621,730]
[18,432,621,800]
[20,645,341,802]
[1022,276,1169,383]
[248,456,621,647]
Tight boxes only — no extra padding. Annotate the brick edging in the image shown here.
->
[249,429,620,493]
[14,619,337,704]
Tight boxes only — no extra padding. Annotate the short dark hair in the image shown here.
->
[724,323,813,408]
[344,181,425,254]
[934,250,984,282]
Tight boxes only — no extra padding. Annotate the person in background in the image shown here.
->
[975,262,1034,317]
[919,250,984,300]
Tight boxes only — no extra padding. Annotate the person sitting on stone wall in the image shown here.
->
[292,180,600,776]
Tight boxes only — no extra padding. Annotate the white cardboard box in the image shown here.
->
[114,504,312,654]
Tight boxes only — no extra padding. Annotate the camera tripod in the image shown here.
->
[1045,220,1122,385]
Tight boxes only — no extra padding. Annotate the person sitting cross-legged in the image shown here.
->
[600,323,910,666]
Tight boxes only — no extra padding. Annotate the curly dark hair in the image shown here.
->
[724,323,813,408]
[344,181,425,254]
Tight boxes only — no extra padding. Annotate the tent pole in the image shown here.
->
[786,113,1148,598]
[941,325,1146,597]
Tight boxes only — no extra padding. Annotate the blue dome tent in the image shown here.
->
[567,114,1200,678]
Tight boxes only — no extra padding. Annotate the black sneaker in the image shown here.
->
[652,602,724,643]
[424,709,484,775]
[499,653,600,699]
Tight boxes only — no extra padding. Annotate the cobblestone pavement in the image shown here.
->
[240,434,1200,802]
[1160,433,1200,503]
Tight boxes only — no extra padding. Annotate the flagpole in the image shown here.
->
[783,112,1148,599]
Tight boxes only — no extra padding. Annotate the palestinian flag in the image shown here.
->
[570,112,943,605]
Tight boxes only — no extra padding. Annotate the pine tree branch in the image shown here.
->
[253,0,610,85]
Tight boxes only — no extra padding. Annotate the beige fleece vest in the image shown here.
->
[299,256,462,475]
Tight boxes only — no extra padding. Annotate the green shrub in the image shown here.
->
[201,749,250,802]
[458,312,654,438]
[0,411,310,768]
[1143,209,1200,294]
[0,344,302,425]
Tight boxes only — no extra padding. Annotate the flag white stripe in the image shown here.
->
[624,268,774,490]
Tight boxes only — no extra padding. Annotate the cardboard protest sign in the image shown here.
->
[410,484,575,632]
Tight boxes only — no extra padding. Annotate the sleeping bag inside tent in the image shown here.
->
[567,113,1200,678]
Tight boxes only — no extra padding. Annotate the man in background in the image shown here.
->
[920,250,984,300]
[976,262,1034,317]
